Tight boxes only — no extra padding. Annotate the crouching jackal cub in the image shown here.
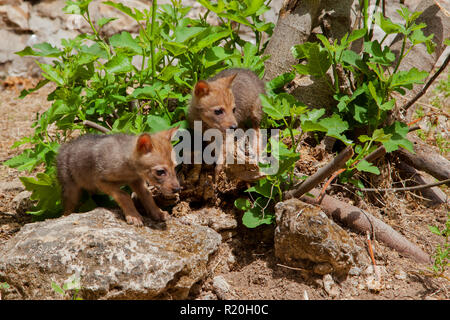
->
[56,128,180,227]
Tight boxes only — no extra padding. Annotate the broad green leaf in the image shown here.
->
[292,43,331,78]
[380,99,396,111]
[146,115,171,133]
[109,32,142,54]
[390,68,428,88]
[241,197,274,228]
[37,62,64,86]
[355,160,380,175]
[174,26,206,43]
[104,55,133,74]
[382,121,414,152]
[266,72,295,92]
[242,0,265,16]
[191,29,231,52]
[374,12,402,34]
[348,28,367,43]
[164,41,188,56]
[260,94,289,120]
[234,198,251,211]
[319,114,351,144]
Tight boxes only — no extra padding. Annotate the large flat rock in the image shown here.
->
[0,208,221,300]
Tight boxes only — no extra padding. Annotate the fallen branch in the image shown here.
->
[396,133,450,185]
[284,146,353,199]
[300,188,431,264]
[359,178,450,192]
[397,162,448,206]
[403,53,450,110]
[83,120,111,134]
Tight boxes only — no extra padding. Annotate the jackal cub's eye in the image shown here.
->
[214,108,224,115]
[156,169,166,176]
[232,107,236,113]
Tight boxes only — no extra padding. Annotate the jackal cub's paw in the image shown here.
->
[151,208,170,222]
[126,214,144,227]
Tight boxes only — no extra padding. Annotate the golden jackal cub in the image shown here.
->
[188,68,265,132]
[56,128,180,227]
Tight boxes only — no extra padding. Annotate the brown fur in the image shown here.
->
[188,68,266,132]
[56,128,180,227]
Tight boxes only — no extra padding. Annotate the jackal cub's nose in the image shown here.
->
[229,124,237,130]
[172,186,181,193]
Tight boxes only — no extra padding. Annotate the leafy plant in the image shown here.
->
[51,273,83,300]
[235,5,441,228]
[4,0,273,220]
[428,214,449,280]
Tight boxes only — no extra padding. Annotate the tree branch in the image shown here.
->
[83,120,110,134]
[403,53,450,110]
[283,146,354,199]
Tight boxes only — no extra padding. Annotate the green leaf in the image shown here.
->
[428,225,442,236]
[19,79,50,99]
[37,62,64,85]
[97,17,117,28]
[348,28,367,43]
[292,43,331,78]
[242,0,265,16]
[51,282,65,295]
[355,160,380,175]
[260,94,289,120]
[266,72,295,92]
[63,0,93,15]
[319,114,351,144]
[234,198,251,211]
[16,43,63,58]
[103,1,144,21]
[191,29,231,52]
[104,55,133,74]
[374,12,402,35]
[109,32,142,54]
[241,197,274,228]
[146,115,171,133]
[174,26,206,43]
[382,121,414,152]
[380,99,396,111]
[390,68,428,88]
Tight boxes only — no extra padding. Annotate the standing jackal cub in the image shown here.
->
[56,128,180,227]
[188,68,265,132]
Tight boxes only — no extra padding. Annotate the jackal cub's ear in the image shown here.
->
[136,133,153,154]
[224,73,237,88]
[194,80,209,98]
[165,125,180,141]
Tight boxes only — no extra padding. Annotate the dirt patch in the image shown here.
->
[0,77,449,300]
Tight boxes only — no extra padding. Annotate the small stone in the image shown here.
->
[12,190,33,215]
[313,262,333,275]
[322,274,339,297]
[394,270,407,280]
[0,180,24,192]
[348,266,362,276]
[212,276,231,300]
[196,291,217,300]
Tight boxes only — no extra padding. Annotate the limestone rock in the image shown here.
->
[0,208,221,300]
[274,198,362,277]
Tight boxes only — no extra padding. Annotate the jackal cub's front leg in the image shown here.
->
[130,179,169,221]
